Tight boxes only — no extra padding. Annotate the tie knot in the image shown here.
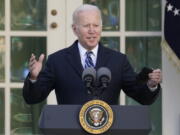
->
[86,51,93,57]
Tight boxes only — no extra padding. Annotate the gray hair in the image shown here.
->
[72,4,102,25]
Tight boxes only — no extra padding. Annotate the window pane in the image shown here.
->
[126,37,161,72]
[0,0,5,30]
[126,0,161,31]
[0,88,5,134]
[11,37,46,82]
[11,0,47,31]
[125,37,162,135]
[0,37,5,82]
[11,88,45,135]
[101,37,120,51]
[84,0,120,31]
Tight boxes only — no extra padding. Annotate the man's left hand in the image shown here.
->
[147,69,162,88]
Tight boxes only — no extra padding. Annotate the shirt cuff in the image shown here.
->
[148,85,158,92]
[29,78,37,83]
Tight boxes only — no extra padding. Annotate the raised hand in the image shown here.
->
[29,53,45,80]
[148,69,162,88]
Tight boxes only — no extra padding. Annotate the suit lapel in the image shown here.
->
[95,43,111,70]
[66,41,83,77]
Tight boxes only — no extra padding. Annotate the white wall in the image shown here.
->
[162,51,180,135]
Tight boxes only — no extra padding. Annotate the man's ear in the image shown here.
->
[72,24,77,36]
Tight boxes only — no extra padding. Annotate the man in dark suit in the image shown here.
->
[23,4,162,105]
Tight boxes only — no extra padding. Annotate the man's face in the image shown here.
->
[72,10,102,50]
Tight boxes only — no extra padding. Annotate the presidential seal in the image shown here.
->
[79,100,114,134]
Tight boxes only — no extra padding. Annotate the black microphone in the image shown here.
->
[97,67,111,88]
[137,67,153,83]
[82,67,96,90]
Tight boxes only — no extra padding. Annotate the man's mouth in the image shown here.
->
[87,37,96,40]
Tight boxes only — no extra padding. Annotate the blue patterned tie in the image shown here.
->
[85,51,94,68]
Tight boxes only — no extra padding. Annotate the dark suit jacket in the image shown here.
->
[23,40,160,105]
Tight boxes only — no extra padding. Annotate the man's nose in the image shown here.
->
[88,25,96,33]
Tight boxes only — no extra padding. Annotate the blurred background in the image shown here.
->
[0,0,179,135]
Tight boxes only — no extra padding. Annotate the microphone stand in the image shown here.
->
[85,80,109,101]
[91,83,106,100]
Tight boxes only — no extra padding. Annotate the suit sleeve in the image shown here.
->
[121,55,161,105]
[23,56,55,104]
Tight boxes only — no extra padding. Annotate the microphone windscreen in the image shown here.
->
[82,67,96,81]
[97,67,111,82]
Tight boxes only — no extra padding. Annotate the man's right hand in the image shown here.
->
[29,53,45,80]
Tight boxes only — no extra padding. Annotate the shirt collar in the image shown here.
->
[78,42,98,57]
